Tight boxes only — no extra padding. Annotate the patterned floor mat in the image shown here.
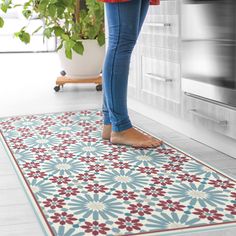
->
[0,109,236,236]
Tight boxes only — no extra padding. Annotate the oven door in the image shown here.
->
[181,0,236,107]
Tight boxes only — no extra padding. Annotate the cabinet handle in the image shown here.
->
[145,22,172,27]
[189,109,228,127]
[145,73,173,82]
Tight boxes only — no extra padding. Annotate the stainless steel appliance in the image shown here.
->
[181,0,236,107]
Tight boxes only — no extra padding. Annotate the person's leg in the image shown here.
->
[102,0,163,147]
[102,0,143,132]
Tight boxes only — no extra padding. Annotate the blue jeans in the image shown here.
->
[102,0,150,132]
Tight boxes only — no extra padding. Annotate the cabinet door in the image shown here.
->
[182,95,236,139]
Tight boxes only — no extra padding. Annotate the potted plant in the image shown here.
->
[0,0,106,88]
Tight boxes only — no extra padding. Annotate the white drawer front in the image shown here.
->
[142,15,179,37]
[149,0,179,16]
[138,34,179,50]
[139,45,179,63]
[183,95,236,139]
[141,55,181,103]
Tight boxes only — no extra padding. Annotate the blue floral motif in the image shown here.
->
[123,149,167,167]
[42,158,85,176]
[14,150,34,163]
[146,212,201,230]
[30,179,56,199]
[68,193,125,221]
[69,142,111,157]
[184,161,221,179]
[23,135,61,148]
[49,124,80,134]
[99,169,148,190]
[168,182,228,207]
[14,119,43,128]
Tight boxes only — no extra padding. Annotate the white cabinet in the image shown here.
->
[182,95,236,140]
[128,0,181,114]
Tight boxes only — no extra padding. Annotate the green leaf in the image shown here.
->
[44,28,52,38]
[97,31,105,46]
[48,4,56,18]
[0,17,4,28]
[14,30,30,44]
[73,41,84,55]
[53,26,64,37]
[65,40,76,59]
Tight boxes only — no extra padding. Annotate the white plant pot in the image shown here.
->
[58,39,105,78]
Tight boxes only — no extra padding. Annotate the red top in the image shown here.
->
[97,0,160,5]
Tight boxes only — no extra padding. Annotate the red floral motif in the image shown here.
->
[208,179,235,189]
[128,203,153,216]
[113,190,138,200]
[75,131,89,136]
[61,120,73,125]
[157,147,176,155]
[95,120,103,125]
[44,121,56,127]
[58,152,75,159]
[115,217,143,232]
[58,186,79,197]
[193,208,224,221]
[112,162,130,169]
[80,110,92,115]
[82,137,97,142]
[43,197,65,209]
[225,204,236,215]
[177,173,201,183]
[162,164,182,172]
[31,147,47,153]
[89,164,106,172]
[63,139,77,145]
[51,212,77,225]
[169,155,190,163]
[12,143,28,150]
[138,167,158,175]
[17,127,30,133]
[79,156,97,163]
[51,144,68,152]
[231,192,236,199]
[142,187,165,197]
[64,111,76,116]
[112,146,128,153]
[85,183,108,193]
[157,199,185,212]
[35,126,48,132]
[23,162,40,169]
[77,173,96,182]
[151,176,174,186]
[1,124,14,130]
[10,137,23,144]
[50,176,71,185]
[57,134,71,139]
[84,126,97,132]
[56,115,70,121]
[27,170,47,179]
[38,130,52,136]
[9,116,21,121]
[36,154,52,162]
[102,154,119,161]
[78,121,92,127]
[81,221,110,235]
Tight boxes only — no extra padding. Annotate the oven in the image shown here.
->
[181,0,236,107]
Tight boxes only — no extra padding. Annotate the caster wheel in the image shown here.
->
[96,84,102,91]
[60,70,66,76]
[54,85,60,92]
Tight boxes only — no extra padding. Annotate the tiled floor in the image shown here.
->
[0,53,235,235]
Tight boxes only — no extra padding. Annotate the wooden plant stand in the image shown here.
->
[54,71,102,92]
